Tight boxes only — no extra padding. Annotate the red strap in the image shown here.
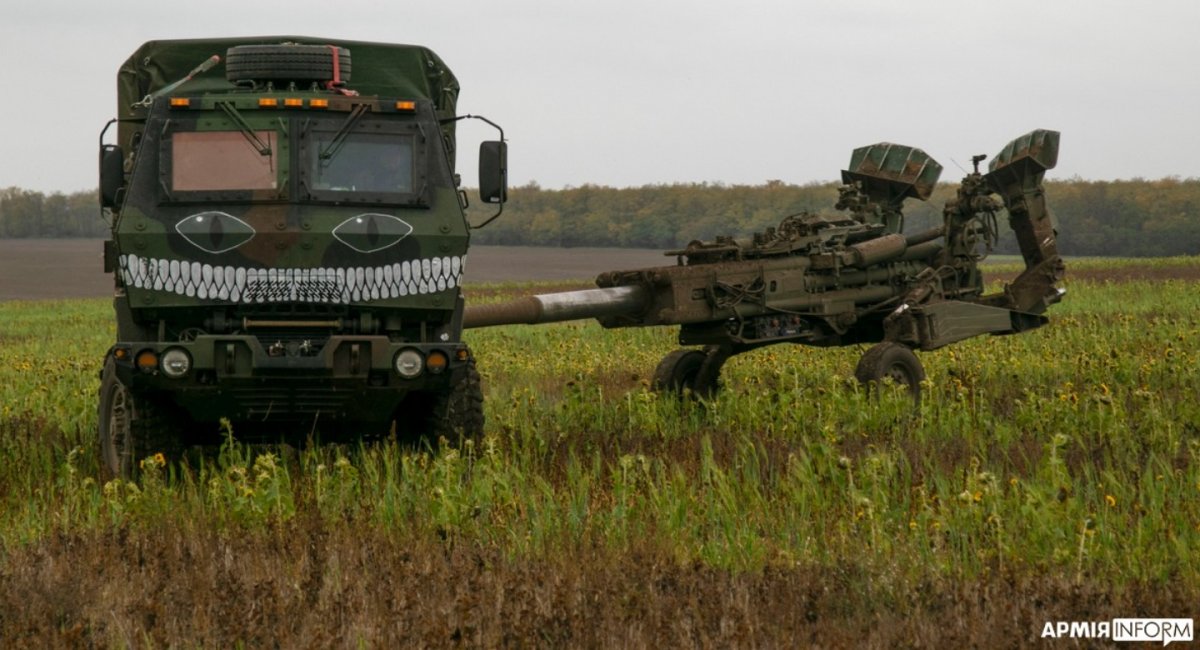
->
[325,45,358,96]
[328,45,341,86]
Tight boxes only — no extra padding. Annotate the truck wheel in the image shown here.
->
[429,357,485,446]
[653,349,719,398]
[225,44,352,83]
[854,341,925,404]
[97,358,181,479]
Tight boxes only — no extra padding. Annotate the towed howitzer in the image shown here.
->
[465,130,1064,401]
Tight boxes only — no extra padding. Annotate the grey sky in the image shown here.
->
[3,0,1198,194]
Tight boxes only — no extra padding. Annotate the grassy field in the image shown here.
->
[1,257,1198,646]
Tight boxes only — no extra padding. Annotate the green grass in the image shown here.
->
[0,263,1198,590]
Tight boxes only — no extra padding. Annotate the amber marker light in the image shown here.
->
[258,98,279,107]
[395,100,416,111]
[426,351,449,374]
[310,98,329,108]
[169,97,191,108]
[455,348,469,362]
[135,350,159,371]
[284,98,303,108]
[113,347,130,361]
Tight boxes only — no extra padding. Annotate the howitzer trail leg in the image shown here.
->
[882,130,1065,351]
[983,130,1065,314]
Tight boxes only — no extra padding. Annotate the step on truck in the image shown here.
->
[97,37,507,477]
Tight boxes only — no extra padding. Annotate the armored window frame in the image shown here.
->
[298,118,429,207]
[159,120,289,202]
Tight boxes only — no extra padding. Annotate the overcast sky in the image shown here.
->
[3,0,1198,194]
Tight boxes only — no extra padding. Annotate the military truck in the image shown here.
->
[97,37,507,477]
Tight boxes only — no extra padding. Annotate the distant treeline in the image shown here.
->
[0,188,106,238]
[467,178,1200,257]
[4,179,1199,257]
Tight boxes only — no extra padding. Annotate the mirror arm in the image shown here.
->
[443,114,507,229]
[441,113,505,142]
[472,196,504,230]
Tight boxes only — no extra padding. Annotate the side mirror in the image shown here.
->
[479,140,507,204]
[99,144,124,209]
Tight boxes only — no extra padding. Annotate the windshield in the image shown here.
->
[171,131,278,191]
[309,133,414,194]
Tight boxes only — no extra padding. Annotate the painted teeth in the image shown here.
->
[117,255,465,304]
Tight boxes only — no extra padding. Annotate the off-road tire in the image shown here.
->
[225,44,352,83]
[653,348,719,398]
[97,358,182,479]
[854,341,925,404]
[429,357,485,446]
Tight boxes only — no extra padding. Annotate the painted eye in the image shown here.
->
[333,213,413,253]
[176,212,255,254]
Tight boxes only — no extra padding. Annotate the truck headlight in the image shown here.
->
[394,348,423,378]
[160,348,192,378]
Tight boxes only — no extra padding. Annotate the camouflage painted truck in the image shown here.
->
[97,37,507,477]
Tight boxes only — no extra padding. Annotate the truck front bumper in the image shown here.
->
[108,334,469,424]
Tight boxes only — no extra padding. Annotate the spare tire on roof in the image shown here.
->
[225,44,352,83]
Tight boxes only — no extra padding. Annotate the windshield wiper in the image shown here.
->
[319,104,369,162]
[216,101,273,156]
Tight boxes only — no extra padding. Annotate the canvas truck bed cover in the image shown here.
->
[115,36,460,153]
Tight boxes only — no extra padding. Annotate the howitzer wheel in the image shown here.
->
[854,342,925,404]
[653,348,722,398]
[97,357,183,479]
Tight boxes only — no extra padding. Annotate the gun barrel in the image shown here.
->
[905,226,944,247]
[464,285,649,329]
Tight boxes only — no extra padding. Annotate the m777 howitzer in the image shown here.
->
[464,130,1064,402]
